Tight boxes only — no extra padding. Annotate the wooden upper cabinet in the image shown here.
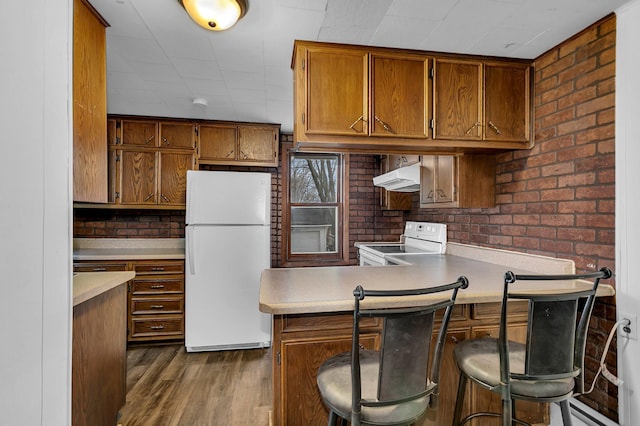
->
[159,122,196,149]
[238,126,278,164]
[120,120,158,147]
[73,0,108,203]
[198,124,237,162]
[199,123,279,167]
[432,59,483,141]
[484,63,531,143]
[158,152,194,206]
[370,54,429,138]
[119,150,157,205]
[433,59,531,144]
[304,46,368,135]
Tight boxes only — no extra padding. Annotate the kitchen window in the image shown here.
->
[282,144,350,266]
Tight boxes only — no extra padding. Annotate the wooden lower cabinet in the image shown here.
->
[72,283,127,426]
[271,303,548,426]
[73,259,185,343]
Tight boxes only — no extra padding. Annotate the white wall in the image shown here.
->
[616,0,640,424]
[0,0,73,424]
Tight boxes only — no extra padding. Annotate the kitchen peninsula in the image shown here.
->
[259,243,615,426]
[73,271,134,426]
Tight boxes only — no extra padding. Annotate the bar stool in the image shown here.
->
[452,268,612,426]
[316,276,469,426]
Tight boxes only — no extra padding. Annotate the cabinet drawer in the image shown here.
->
[131,297,184,315]
[435,304,467,323]
[283,313,381,333]
[472,301,529,320]
[130,277,184,294]
[130,316,184,339]
[133,262,184,275]
[73,262,128,272]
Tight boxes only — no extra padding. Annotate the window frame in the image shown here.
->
[281,143,350,267]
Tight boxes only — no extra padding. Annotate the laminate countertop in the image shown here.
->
[73,271,135,306]
[73,238,185,260]
[259,243,615,315]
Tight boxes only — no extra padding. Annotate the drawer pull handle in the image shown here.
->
[150,285,165,289]
[151,325,165,330]
[150,305,165,309]
[92,267,107,272]
[151,267,165,271]
[450,336,459,343]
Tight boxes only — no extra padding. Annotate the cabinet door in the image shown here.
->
[159,122,196,149]
[433,59,483,140]
[371,54,429,138]
[280,334,378,426]
[484,63,531,142]
[238,126,279,165]
[468,325,547,426]
[198,124,237,162]
[121,120,158,147]
[158,152,194,206]
[73,0,107,203]
[420,155,456,206]
[119,150,157,205]
[305,47,368,135]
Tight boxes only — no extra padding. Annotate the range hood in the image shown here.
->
[373,163,421,192]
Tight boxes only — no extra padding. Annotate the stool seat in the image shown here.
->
[318,351,430,424]
[454,338,575,399]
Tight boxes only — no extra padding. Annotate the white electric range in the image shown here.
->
[356,221,447,266]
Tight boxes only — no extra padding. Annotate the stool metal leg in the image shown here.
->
[453,373,468,425]
[559,401,574,426]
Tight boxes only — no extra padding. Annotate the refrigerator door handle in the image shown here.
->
[187,226,196,275]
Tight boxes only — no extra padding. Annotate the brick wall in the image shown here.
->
[74,209,186,238]
[407,15,618,420]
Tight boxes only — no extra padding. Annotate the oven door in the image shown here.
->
[358,249,387,266]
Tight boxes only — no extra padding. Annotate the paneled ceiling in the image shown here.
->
[90,0,629,132]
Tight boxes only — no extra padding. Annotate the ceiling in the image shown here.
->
[91,0,629,133]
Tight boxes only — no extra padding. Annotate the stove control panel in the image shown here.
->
[404,221,447,244]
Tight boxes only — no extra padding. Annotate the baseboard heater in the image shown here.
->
[567,399,619,426]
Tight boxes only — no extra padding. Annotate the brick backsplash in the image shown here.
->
[406,15,618,421]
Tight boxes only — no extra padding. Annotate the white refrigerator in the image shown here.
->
[185,170,272,352]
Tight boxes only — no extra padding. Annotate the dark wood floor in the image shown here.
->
[118,345,272,426]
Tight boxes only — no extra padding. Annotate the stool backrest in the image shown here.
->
[501,268,612,393]
[351,276,469,414]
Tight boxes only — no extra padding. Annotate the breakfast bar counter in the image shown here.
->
[259,244,614,426]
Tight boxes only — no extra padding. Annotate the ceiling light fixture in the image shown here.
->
[178,0,247,31]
